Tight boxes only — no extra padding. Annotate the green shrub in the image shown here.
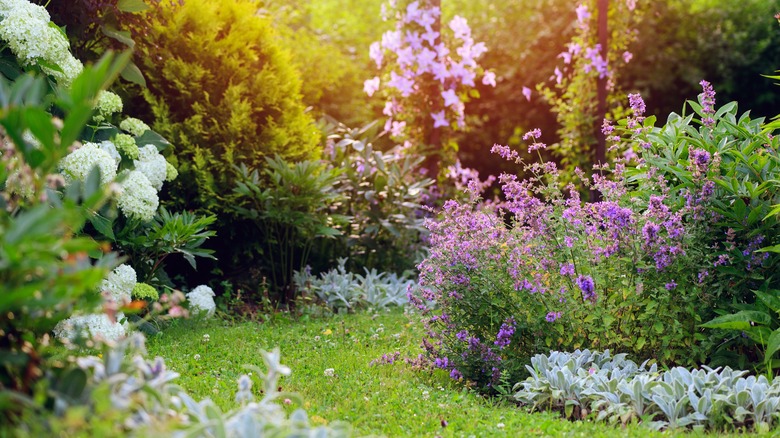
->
[0,54,128,425]
[232,156,345,303]
[129,0,321,270]
[623,83,780,373]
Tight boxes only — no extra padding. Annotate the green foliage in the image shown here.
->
[260,0,379,126]
[113,207,217,286]
[130,0,320,214]
[623,95,780,372]
[233,156,346,303]
[39,0,150,86]
[0,54,128,421]
[315,119,434,274]
[624,0,780,120]
[8,333,350,437]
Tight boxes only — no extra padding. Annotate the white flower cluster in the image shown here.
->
[186,285,216,317]
[93,90,123,123]
[116,169,159,222]
[119,117,151,137]
[54,313,127,343]
[0,0,83,85]
[59,142,117,186]
[98,140,121,166]
[101,264,136,304]
[134,145,168,191]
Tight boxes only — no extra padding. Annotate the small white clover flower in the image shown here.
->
[92,90,123,123]
[119,117,150,137]
[59,142,117,186]
[133,145,167,191]
[323,368,335,377]
[116,170,159,222]
[186,285,216,317]
[53,312,127,343]
[101,264,137,304]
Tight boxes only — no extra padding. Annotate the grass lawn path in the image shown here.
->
[147,309,769,437]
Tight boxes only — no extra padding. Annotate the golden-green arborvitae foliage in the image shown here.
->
[131,0,320,215]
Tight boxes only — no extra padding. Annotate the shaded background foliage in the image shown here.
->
[38,0,780,290]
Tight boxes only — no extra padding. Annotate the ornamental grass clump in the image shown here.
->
[413,92,720,393]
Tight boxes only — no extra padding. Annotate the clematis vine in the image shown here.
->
[366,0,496,147]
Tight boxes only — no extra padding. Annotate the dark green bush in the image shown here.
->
[128,0,321,274]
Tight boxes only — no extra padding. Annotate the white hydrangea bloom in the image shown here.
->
[119,117,151,137]
[93,90,123,123]
[101,264,136,304]
[116,170,159,222]
[134,144,167,191]
[0,0,83,85]
[59,142,118,186]
[53,312,127,343]
[186,285,216,317]
[98,140,121,166]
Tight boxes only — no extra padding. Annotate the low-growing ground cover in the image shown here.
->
[146,309,768,437]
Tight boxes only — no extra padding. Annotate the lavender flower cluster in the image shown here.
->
[413,89,729,391]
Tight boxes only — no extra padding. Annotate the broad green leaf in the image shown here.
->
[120,62,146,87]
[89,212,116,240]
[117,0,150,12]
[701,310,773,330]
[101,25,135,48]
[765,329,780,361]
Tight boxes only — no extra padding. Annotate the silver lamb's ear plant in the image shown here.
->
[293,257,418,312]
[513,349,780,432]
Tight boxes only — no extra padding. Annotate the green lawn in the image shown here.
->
[146,309,771,437]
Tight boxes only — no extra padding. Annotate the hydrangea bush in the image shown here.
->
[0,0,83,85]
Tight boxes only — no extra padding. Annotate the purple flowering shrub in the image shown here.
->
[620,82,780,371]
[412,95,728,393]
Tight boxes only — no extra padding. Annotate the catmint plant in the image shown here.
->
[413,91,720,393]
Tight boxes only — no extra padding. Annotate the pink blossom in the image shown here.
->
[363,77,380,97]
[369,42,383,68]
[416,47,437,72]
[482,71,496,87]
[553,67,563,85]
[432,110,448,128]
[405,1,421,24]
[383,100,397,116]
[522,86,532,101]
[388,71,414,96]
[390,120,406,137]
[558,51,572,64]
[421,28,438,46]
[576,4,590,25]
[623,51,633,63]
[417,9,438,28]
[381,30,402,52]
[442,89,460,108]
[435,43,450,58]
[432,61,450,82]
[449,15,471,40]
[405,30,422,51]
[396,46,415,68]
